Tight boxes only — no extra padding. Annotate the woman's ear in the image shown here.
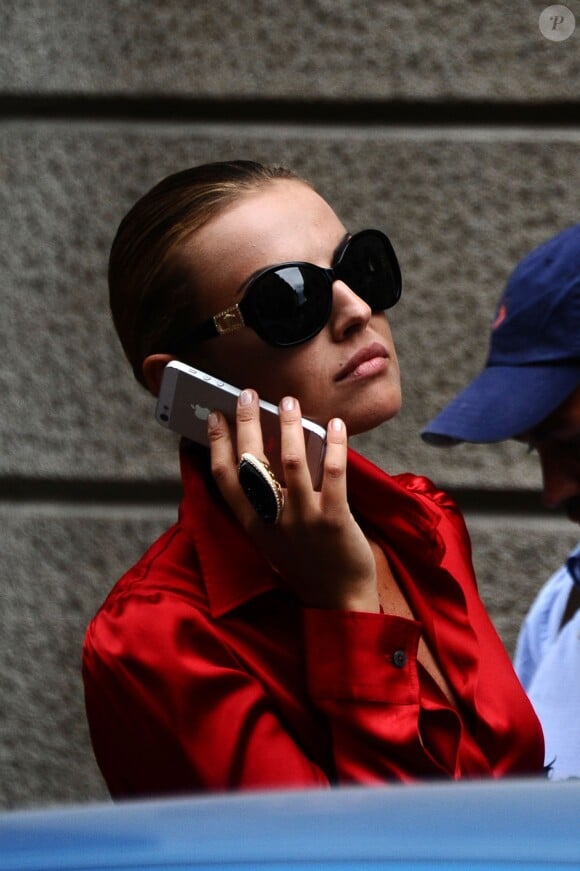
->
[142,354,175,396]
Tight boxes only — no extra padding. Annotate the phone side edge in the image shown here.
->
[155,364,181,428]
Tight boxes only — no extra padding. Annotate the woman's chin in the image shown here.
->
[342,398,402,438]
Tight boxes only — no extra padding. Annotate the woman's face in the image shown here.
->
[182,179,401,436]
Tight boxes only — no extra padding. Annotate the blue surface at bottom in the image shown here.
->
[0,778,579,870]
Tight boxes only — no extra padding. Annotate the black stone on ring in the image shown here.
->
[238,452,284,523]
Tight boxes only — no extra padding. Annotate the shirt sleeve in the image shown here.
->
[513,563,574,690]
[83,589,332,797]
[302,608,430,783]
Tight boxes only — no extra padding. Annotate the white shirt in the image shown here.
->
[514,544,580,780]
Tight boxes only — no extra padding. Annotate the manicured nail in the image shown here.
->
[330,418,343,431]
[239,389,253,406]
[208,412,219,430]
[281,396,295,411]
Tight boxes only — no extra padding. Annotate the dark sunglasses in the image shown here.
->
[169,228,402,350]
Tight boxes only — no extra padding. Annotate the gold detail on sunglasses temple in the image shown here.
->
[214,305,246,335]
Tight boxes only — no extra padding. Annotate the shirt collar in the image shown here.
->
[346,449,446,560]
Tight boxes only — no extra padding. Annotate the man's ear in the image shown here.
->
[142,354,174,396]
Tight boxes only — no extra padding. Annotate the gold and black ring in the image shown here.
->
[238,452,285,523]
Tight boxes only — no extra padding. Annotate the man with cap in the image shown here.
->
[421,224,580,780]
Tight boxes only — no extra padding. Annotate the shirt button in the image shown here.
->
[393,649,407,668]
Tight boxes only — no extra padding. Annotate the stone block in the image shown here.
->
[465,513,579,656]
[0,504,175,808]
[2,0,579,100]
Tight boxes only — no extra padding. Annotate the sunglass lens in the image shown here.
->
[338,232,401,310]
[252,265,332,346]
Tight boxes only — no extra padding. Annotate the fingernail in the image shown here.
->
[281,396,295,411]
[239,389,253,406]
[330,418,343,432]
[208,412,219,430]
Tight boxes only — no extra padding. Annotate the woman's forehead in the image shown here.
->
[195,180,344,256]
[181,180,347,301]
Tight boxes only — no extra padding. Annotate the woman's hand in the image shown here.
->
[207,389,380,613]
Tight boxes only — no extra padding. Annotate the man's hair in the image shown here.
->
[108,160,305,388]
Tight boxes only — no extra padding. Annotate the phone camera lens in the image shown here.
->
[160,413,169,422]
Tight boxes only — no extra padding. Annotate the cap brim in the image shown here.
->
[421,364,580,445]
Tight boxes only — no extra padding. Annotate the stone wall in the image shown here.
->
[1,0,579,808]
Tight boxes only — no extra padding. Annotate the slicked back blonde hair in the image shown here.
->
[108,160,306,388]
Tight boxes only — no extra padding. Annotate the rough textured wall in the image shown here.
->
[1,0,579,808]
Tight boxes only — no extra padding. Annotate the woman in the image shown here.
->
[83,160,544,797]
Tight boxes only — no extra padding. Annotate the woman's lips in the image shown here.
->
[335,342,388,382]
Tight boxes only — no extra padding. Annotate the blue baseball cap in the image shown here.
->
[421,225,580,445]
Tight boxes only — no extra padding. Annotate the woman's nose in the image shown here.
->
[329,279,373,339]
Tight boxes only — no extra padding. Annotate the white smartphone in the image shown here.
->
[155,360,327,489]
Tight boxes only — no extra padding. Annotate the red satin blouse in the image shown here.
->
[83,446,544,797]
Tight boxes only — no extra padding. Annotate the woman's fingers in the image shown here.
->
[208,388,349,527]
[319,417,348,516]
[278,396,317,496]
[209,389,349,520]
[234,389,266,461]
[206,409,238,495]
[207,389,273,527]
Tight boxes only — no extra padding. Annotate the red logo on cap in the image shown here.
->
[492,303,507,330]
